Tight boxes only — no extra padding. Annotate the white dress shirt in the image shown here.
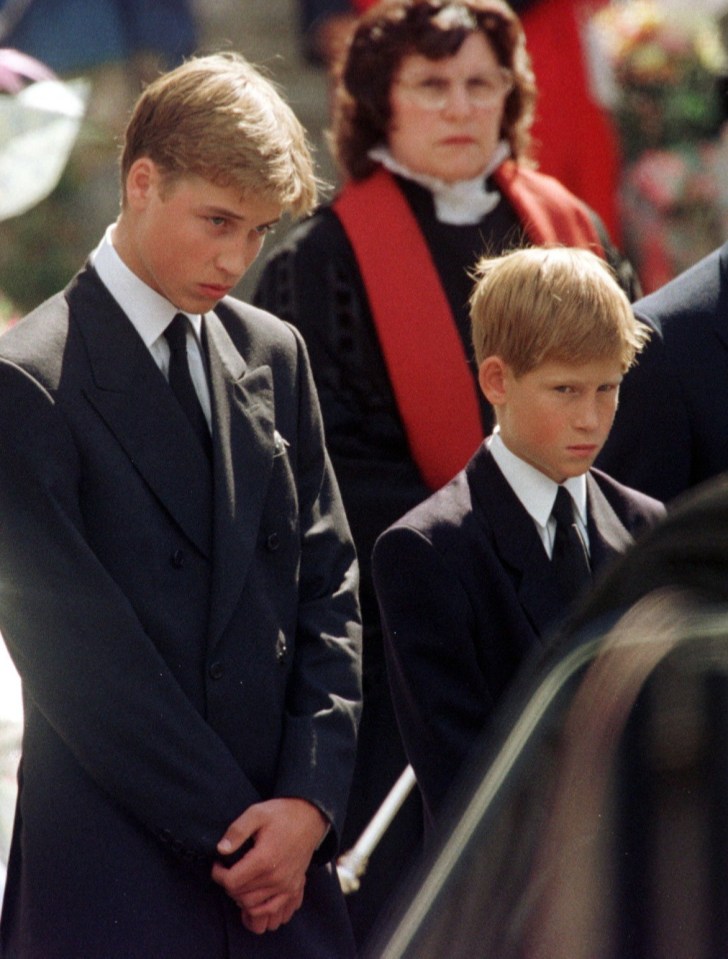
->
[488,431,589,558]
[90,225,212,429]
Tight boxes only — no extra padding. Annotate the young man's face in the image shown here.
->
[119,160,281,313]
[480,355,623,483]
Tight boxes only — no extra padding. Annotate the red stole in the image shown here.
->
[492,160,604,257]
[333,164,604,490]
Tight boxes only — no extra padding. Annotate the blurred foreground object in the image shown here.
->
[0,637,21,876]
[0,48,89,220]
[367,475,728,958]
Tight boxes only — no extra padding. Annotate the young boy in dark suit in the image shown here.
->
[372,247,665,831]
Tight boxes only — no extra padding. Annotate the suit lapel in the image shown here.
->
[468,445,564,638]
[204,311,275,648]
[72,268,213,558]
[586,472,635,573]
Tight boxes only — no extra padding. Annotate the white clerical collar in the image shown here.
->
[367,141,509,225]
[90,224,203,346]
[488,430,588,530]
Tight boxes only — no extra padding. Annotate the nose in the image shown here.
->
[441,82,475,118]
[216,233,264,279]
[574,395,601,432]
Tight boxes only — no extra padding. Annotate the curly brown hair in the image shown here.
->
[329,0,537,181]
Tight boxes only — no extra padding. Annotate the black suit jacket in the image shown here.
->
[0,266,361,959]
[372,443,664,829]
[598,241,728,502]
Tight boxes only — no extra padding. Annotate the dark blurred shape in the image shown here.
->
[298,0,353,64]
[367,475,728,959]
[0,0,197,73]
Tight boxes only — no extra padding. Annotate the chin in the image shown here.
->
[437,165,488,183]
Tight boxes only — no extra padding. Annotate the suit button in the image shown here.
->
[209,661,224,680]
[266,532,280,551]
[170,549,185,568]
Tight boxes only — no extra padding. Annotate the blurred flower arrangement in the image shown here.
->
[618,133,728,290]
[589,0,728,159]
[587,0,728,291]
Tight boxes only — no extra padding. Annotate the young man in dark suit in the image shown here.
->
[598,240,728,503]
[373,247,664,831]
[0,53,362,958]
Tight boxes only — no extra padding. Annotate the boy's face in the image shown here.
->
[479,355,623,483]
[119,160,281,314]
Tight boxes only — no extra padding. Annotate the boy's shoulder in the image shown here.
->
[380,441,521,545]
[372,443,509,584]
[588,467,666,531]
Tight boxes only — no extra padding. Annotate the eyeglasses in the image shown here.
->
[395,67,513,111]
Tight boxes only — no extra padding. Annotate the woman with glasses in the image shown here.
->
[253,0,633,946]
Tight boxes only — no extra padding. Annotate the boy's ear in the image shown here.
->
[125,158,159,209]
[478,356,509,406]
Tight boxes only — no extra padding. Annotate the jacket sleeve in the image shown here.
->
[372,524,495,827]
[272,327,363,857]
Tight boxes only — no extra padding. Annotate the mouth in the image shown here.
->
[198,283,234,298]
[440,136,477,146]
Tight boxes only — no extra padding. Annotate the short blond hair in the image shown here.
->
[470,247,651,375]
[121,52,317,216]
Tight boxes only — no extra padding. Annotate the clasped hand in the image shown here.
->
[211,797,328,934]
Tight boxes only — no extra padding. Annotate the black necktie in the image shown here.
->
[551,485,591,605]
[163,313,212,459]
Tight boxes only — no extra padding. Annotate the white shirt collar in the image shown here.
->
[488,430,588,531]
[367,141,510,225]
[90,224,203,344]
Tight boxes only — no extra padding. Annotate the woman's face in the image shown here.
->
[387,31,509,183]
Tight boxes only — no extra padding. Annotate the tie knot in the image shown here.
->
[551,485,575,528]
[164,313,189,352]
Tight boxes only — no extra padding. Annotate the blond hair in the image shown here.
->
[120,52,317,216]
[470,247,651,374]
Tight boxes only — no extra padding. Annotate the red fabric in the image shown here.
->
[493,159,604,255]
[520,0,621,240]
[333,165,607,490]
[334,168,483,491]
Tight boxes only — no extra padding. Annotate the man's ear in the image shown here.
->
[125,157,158,209]
[478,355,509,406]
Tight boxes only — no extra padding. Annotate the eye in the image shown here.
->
[254,223,275,237]
[554,385,575,394]
[417,77,448,92]
[209,216,228,228]
[598,383,619,393]
[467,76,495,93]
